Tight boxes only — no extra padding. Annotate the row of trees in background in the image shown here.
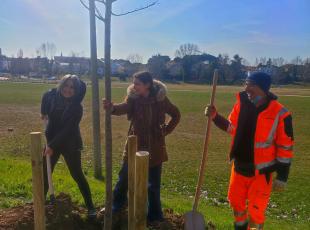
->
[145,43,310,84]
[14,42,84,59]
[2,43,310,84]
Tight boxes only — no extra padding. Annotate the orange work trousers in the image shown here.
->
[228,167,273,225]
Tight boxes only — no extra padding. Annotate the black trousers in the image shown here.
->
[43,150,94,210]
[113,162,164,221]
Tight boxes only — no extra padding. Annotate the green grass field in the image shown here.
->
[0,81,309,229]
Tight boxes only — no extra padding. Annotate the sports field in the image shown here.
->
[0,81,309,229]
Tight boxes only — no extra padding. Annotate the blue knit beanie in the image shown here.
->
[246,72,271,93]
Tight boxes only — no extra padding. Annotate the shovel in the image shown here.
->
[46,154,56,204]
[43,118,56,204]
[184,70,219,230]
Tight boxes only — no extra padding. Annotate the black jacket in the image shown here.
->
[41,80,86,153]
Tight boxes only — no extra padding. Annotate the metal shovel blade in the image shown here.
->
[184,211,206,230]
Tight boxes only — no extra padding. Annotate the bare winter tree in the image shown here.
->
[241,58,250,66]
[266,58,272,67]
[175,43,201,58]
[46,42,57,59]
[221,53,230,65]
[255,58,259,66]
[127,53,143,63]
[35,48,40,57]
[304,57,310,65]
[36,42,57,59]
[70,51,80,57]
[303,57,310,83]
[86,0,102,180]
[17,49,23,58]
[80,1,157,229]
[272,57,286,67]
[40,43,47,57]
[259,57,267,65]
[291,56,303,65]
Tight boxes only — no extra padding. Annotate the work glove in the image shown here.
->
[273,179,286,192]
[204,105,217,119]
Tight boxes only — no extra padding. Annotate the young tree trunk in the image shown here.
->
[89,0,102,179]
[104,0,113,229]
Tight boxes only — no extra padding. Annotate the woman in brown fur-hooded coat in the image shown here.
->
[103,71,180,224]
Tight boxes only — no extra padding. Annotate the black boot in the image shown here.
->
[234,221,248,230]
[249,220,264,230]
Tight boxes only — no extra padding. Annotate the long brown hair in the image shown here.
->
[57,74,81,97]
[133,71,156,96]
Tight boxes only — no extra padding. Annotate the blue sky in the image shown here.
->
[0,0,309,64]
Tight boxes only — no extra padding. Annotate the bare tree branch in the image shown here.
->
[92,0,158,18]
[111,1,158,16]
[95,5,105,20]
[79,0,105,22]
[95,0,106,4]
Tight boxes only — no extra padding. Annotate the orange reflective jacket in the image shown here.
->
[227,92,294,176]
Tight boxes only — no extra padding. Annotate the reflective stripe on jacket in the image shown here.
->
[228,92,294,177]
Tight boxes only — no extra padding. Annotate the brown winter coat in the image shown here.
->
[112,80,181,167]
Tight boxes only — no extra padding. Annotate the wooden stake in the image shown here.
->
[30,132,45,230]
[134,151,149,230]
[128,136,137,230]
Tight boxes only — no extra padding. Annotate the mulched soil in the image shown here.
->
[0,193,216,230]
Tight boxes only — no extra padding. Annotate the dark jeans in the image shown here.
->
[113,162,163,222]
[43,150,94,210]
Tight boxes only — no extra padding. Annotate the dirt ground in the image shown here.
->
[0,193,211,230]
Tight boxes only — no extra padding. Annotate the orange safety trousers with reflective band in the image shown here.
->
[228,167,272,225]
[228,94,293,173]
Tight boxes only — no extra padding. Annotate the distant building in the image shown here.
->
[53,55,90,75]
[30,57,49,74]
[257,65,278,76]
[111,59,128,76]
[0,48,9,72]
[8,57,31,74]
[7,56,49,75]
[166,61,183,79]
[96,59,142,77]
[1,49,146,78]
[97,59,104,76]
[242,66,258,77]
[121,60,146,77]
[190,61,210,81]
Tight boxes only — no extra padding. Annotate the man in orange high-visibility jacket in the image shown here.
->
[205,72,294,230]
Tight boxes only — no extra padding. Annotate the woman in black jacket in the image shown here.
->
[41,75,95,217]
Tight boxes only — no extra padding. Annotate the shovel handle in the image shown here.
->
[43,119,55,197]
[46,155,55,196]
[193,70,218,211]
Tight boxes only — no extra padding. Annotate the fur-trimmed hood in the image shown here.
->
[111,79,180,167]
[126,79,167,102]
